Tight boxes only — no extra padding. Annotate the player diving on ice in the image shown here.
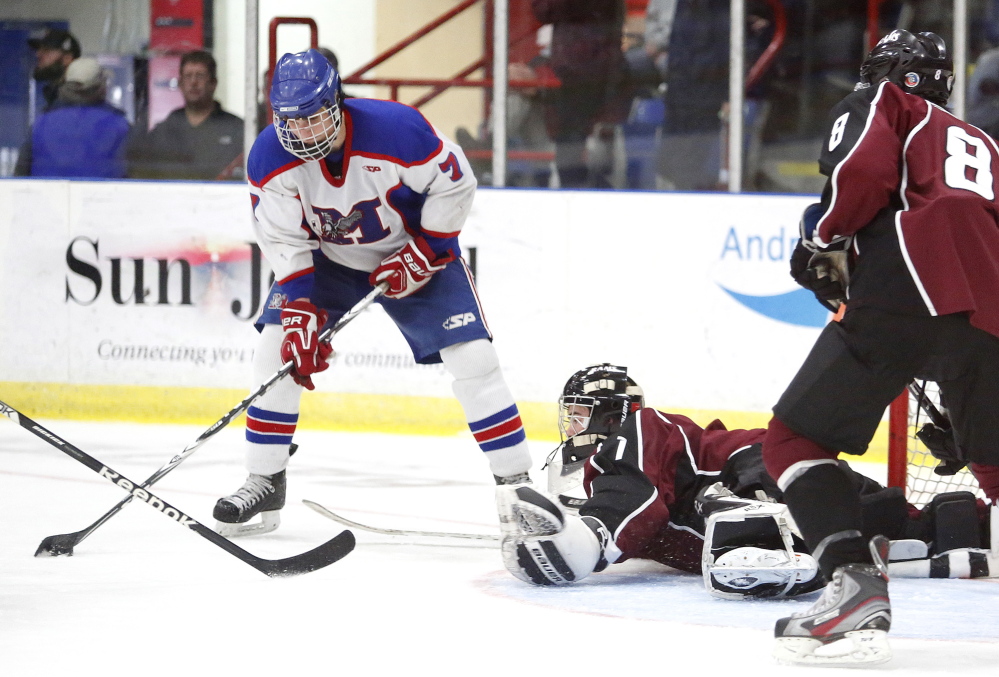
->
[498,365,999,600]
[213,49,533,536]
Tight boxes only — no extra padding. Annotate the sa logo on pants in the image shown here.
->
[443,312,477,330]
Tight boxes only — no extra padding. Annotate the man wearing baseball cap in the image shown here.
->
[27,27,82,110]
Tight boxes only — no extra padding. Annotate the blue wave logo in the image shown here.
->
[717,284,829,328]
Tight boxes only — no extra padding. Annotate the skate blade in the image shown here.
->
[774,630,891,667]
[214,511,280,538]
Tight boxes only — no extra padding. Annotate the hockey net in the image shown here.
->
[887,381,985,509]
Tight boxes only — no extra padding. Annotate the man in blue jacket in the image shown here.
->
[14,57,130,178]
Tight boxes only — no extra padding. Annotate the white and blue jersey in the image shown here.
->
[247,98,491,363]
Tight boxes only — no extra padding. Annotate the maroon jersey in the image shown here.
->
[581,409,767,573]
[816,81,999,338]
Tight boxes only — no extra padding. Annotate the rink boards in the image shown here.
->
[0,178,888,456]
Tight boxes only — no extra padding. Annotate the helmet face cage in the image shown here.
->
[274,103,343,161]
[558,395,595,441]
[860,30,953,105]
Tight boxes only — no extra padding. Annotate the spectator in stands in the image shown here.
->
[968,46,999,138]
[530,0,628,188]
[456,57,557,187]
[656,0,772,191]
[641,0,677,82]
[130,50,243,180]
[14,57,130,178]
[27,27,81,111]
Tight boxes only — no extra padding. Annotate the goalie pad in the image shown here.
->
[889,503,999,578]
[926,491,982,553]
[709,547,820,598]
[889,548,997,578]
[698,483,821,599]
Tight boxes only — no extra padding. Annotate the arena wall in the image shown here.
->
[0,179,889,456]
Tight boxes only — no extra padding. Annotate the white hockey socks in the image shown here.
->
[244,325,301,476]
[441,340,531,478]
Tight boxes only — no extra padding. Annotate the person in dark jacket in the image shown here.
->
[14,57,130,178]
[530,0,627,188]
[27,27,81,111]
[129,50,244,180]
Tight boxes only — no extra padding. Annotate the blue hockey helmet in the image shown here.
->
[270,49,343,160]
[859,30,953,105]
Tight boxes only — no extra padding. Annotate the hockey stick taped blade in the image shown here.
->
[35,534,76,557]
[35,534,78,557]
[259,529,356,577]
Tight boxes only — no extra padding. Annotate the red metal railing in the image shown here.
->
[268,17,319,97]
[866,0,894,50]
[748,0,788,90]
[342,0,554,106]
[216,17,319,180]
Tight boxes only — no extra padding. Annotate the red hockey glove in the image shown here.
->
[368,237,454,299]
[280,301,333,390]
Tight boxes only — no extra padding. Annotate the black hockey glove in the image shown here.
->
[915,422,968,475]
[790,238,846,312]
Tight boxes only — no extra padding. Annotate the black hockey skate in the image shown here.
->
[213,470,286,537]
[773,536,892,666]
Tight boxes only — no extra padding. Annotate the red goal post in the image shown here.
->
[887,382,985,508]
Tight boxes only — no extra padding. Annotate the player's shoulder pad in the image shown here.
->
[346,98,444,166]
[827,85,880,123]
[247,125,305,187]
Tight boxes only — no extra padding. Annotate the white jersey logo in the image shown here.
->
[443,312,476,330]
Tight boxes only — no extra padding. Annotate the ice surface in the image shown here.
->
[1,418,996,675]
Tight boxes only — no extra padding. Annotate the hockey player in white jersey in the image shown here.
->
[213,49,533,535]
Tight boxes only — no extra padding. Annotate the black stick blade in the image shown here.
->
[35,533,81,557]
[257,530,356,577]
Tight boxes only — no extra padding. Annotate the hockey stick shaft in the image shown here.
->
[1,400,354,576]
[303,500,500,543]
[906,379,950,429]
[35,283,387,554]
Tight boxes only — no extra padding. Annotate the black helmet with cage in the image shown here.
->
[546,364,645,495]
[859,29,953,105]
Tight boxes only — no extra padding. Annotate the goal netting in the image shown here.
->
[887,381,985,509]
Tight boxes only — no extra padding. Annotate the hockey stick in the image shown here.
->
[905,379,971,475]
[1,400,354,577]
[303,499,500,543]
[907,380,950,429]
[33,282,387,557]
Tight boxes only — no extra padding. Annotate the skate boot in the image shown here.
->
[773,535,892,667]
[213,470,286,537]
